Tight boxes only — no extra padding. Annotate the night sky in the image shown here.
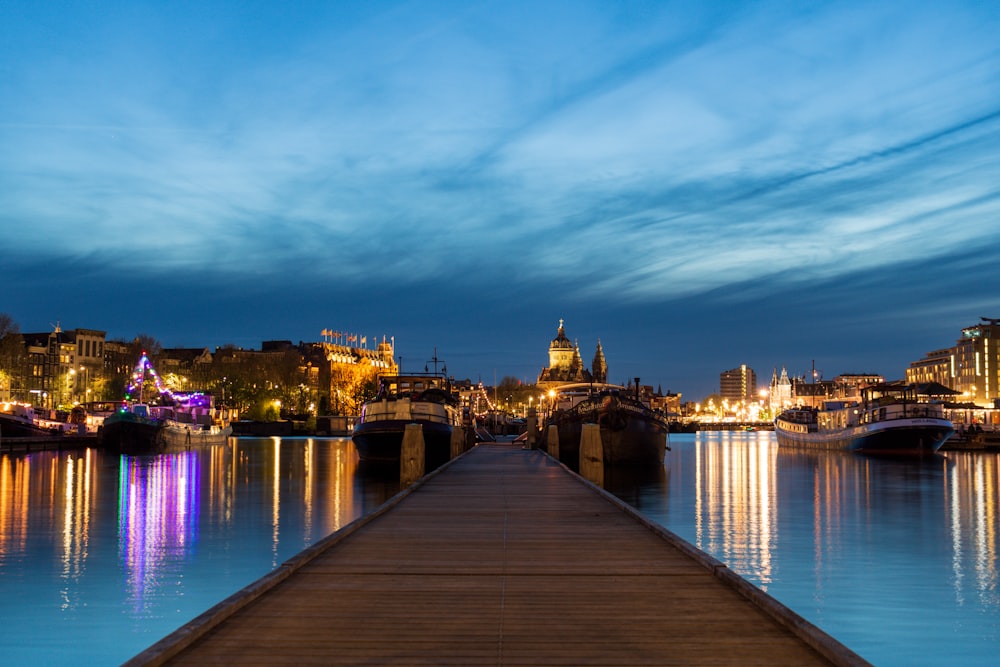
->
[3,1,999,400]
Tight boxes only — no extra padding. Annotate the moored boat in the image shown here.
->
[101,404,232,454]
[352,368,463,468]
[774,382,954,455]
[98,353,232,455]
[542,382,670,467]
[0,403,57,437]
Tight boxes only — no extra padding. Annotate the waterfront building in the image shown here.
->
[536,319,606,390]
[768,367,793,413]
[790,379,837,409]
[648,387,682,417]
[313,336,396,415]
[833,373,884,400]
[767,368,882,411]
[16,325,107,409]
[158,347,214,388]
[906,317,1000,406]
[720,364,757,402]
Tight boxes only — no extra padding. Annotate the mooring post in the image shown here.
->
[450,425,465,459]
[546,424,560,461]
[525,407,537,449]
[579,423,604,486]
[400,423,425,486]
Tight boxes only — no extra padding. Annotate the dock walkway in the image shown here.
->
[129,443,868,666]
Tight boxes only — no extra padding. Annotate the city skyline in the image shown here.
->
[3,2,999,399]
[3,310,990,404]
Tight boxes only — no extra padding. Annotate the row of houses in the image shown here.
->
[0,325,399,417]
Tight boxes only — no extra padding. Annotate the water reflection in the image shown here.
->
[0,437,399,666]
[690,431,777,584]
[61,451,95,597]
[4,435,999,665]
[947,453,999,608]
[118,451,201,616]
[607,432,1000,665]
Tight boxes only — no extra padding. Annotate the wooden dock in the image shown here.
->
[127,443,870,666]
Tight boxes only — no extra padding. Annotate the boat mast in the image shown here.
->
[426,348,446,376]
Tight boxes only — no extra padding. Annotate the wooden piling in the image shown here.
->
[579,423,603,486]
[525,408,537,449]
[400,423,425,486]
[546,424,560,461]
[450,425,465,459]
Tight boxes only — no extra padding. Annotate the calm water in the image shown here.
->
[605,432,1000,666]
[1,433,998,665]
[0,437,401,666]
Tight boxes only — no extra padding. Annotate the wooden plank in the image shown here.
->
[128,444,871,667]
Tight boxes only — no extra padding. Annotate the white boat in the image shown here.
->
[352,370,463,467]
[774,382,954,455]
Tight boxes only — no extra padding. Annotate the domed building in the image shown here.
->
[537,319,608,389]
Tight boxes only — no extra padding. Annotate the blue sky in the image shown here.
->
[2,1,999,399]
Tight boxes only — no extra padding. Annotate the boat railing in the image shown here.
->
[860,401,948,423]
[776,418,812,434]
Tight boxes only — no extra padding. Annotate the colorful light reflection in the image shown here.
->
[117,452,201,614]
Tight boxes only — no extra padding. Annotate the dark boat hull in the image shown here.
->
[545,395,669,467]
[99,414,162,454]
[0,413,55,438]
[100,414,231,455]
[352,419,455,468]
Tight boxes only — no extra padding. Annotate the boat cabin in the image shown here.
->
[376,375,454,400]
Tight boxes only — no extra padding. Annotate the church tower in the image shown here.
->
[592,339,607,383]
[770,366,792,412]
[547,318,575,373]
[570,340,584,380]
[537,318,603,389]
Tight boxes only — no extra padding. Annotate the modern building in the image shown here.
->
[906,317,1000,406]
[720,364,756,402]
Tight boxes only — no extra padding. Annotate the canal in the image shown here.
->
[0,433,997,665]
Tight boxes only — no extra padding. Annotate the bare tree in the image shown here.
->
[0,313,23,400]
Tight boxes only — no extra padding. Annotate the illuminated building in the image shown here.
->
[907,317,1000,406]
[768,367,793,412]
[536,319,607,389]
[720,364,756,402]
[17,325,106,409]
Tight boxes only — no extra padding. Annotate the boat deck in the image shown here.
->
[127,443,868,666]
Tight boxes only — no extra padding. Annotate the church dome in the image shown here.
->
[550,318,573,349]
